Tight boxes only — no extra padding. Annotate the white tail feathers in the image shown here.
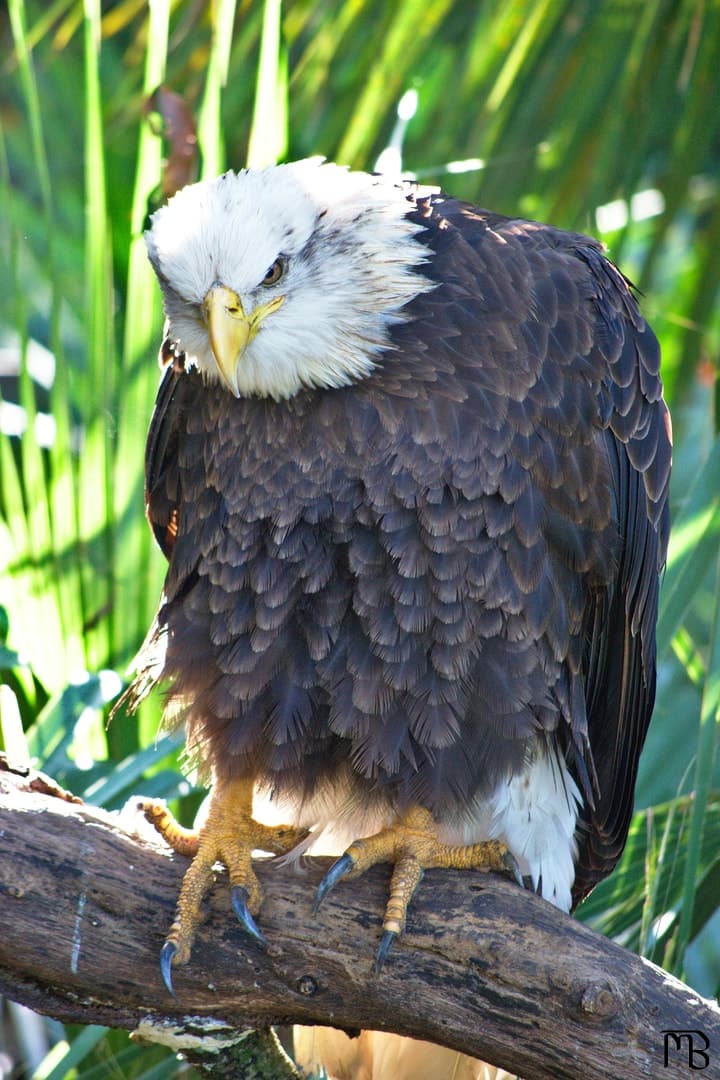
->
[293,1028,517,1080]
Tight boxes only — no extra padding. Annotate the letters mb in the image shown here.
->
[662,1029,710,1070]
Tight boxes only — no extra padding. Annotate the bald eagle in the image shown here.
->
[130,161,671,1037]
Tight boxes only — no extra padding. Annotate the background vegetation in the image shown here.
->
[1,0,719,1075]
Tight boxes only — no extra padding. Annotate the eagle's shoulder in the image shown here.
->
[393,192,669,511]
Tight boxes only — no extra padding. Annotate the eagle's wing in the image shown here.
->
[401,197,671,906]
[571,251,671,905]
[112,343,192,715]
[144,340,190,563]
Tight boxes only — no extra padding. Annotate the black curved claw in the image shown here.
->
[160,939,178,996]
[313,852,355,914]
[231,886,268,948]
[502,850,524,889]
[375,930,397,973]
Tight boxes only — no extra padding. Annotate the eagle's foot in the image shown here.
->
[139,780,309,994]
[314,806,521,969]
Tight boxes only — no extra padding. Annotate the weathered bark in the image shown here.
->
[1,754,718,1079]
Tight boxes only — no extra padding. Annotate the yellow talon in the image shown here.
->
[141,777,309,991]
[316,805,520,960]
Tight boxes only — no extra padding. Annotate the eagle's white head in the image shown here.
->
[145,159,433,400]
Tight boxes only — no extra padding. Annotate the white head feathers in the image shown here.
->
[145,159,433,400]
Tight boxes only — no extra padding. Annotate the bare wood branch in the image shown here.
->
[1,754,718,1080]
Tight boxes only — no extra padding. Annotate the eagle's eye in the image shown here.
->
[261,258,284,286]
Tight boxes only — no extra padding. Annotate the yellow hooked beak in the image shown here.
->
[203,283,284,397]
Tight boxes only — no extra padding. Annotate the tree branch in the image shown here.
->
[1,753,718,1079]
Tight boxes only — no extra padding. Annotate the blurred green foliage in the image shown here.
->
[1,0,719,1076]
